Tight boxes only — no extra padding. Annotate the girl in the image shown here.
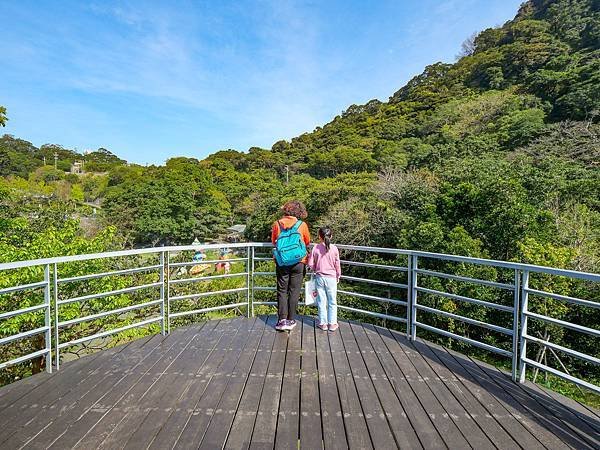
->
[308,226,341,331]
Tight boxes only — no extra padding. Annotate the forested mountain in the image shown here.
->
[1,0,598,268]
[1,0,599,399]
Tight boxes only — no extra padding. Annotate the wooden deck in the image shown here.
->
[0,316,598,449]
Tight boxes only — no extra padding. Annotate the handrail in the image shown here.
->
[2,243,598,281]
[1,242,598,396]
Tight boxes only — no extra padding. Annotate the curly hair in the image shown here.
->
[281,200,308,219]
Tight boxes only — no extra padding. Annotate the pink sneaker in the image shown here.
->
[275,319,287,331]
[317,322,328,331]
[328,323,339,332]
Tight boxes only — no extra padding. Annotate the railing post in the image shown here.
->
[250,246,255,318]
[511,269,520,382]
[44,264,52,373]
[159,251,166,335]
[406,255,412,338]
[165,251,170,334]
[53,263,60,371]
[410,255,418,341]
[246,246,251,318]
[518,269,529,383]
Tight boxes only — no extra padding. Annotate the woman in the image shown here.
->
[271,200,311,331]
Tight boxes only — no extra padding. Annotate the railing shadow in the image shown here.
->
[390,328,600,449]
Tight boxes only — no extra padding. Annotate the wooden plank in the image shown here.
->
[419,339,546,449]
[441,344,574,449]
[0,334,163,446]
[0,338,126,414]
[172,318,261,449]
[298,317,323,450]
[368,326,445,449]
[314,318,348,450]
[48,324,208,450]
[248,317,290,449]
[389,329,495,449]
[339,322,397,449]
[327,321,372,450]
[355,323,428,449]
[409,337,520,449]
[378,326,469,449]
[63,321,221,449]
[2,333,170,449]
[224,316,278,450]
[468,354,599,449]
[198,318,269,449]
[102,320,229,450]
[526,380,600,429]
[518,380,600,448]
[114,321,227,450]
[274,318,302,449]
[0,334,156,412]
[142,319,248,450]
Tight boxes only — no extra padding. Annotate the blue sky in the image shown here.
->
[0,0,523,164]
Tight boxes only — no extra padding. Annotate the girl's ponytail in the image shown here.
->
[318,226,332,252]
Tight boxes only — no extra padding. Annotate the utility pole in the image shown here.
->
[285,165,289,184]
[54,152,58,169]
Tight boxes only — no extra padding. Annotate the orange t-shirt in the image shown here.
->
[271,216,311,264]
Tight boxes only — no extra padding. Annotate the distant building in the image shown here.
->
[70,161,84,174]
[226,224,246,242]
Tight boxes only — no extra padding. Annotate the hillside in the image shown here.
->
[0,0,598,265]
[1,0,599,399]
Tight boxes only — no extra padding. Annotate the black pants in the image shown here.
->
[276,262,305,320]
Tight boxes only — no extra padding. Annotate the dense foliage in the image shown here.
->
[0,0,598,399]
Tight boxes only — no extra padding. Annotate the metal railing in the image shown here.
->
[0,243,598,394]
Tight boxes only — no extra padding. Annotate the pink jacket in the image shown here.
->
[308,243,341,281]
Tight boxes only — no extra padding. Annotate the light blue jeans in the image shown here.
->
[315,275,338,325]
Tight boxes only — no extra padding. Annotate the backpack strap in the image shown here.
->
[278,219,302,232]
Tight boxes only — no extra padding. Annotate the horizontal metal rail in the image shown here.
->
[253,301,277,306]
[169,258,247,268]
[0,348,50,370]
[0,326,49,345]
[170,272,248,284]
[415,269,514,290]
[338,305,407,323]
[340,275,408,289]
[338,289,407,306]
[523,334,600,366]
[58,316,162,349]
[253,286,276,292]
[0,243,261,270]
[170,302,247,318]
[57,282,162,305]
[252,257,274,262]
[0,303,47,320]
[415,321,512,358]
[521,357,600,394]
[416,304,513,335]
[341,260,408,272]
[58,299,163,327]
[0,281,47,295]
[170,287,247,302]
[525,288,600,309]
[523,311,600,337]
[1,243,598,281]
[253,271,276,276]
[58,264,162,283]
[416,286,514,312]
